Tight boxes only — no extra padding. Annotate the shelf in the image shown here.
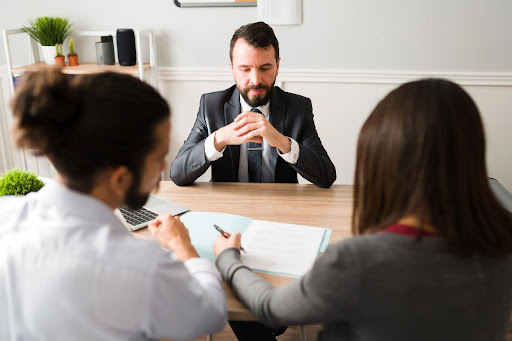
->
[12,62,151,76]
[2,28,158,172]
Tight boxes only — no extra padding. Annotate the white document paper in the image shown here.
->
[257,0,303,25]
[240,220,326,277]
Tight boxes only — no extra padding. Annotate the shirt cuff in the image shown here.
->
[277,137,300,164]
[205,132,225,162]
[184,257,222,281]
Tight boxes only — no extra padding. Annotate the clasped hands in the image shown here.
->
[149,215,242,261]
[214,111,291,154]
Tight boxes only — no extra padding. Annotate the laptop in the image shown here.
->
[119,194,188,231]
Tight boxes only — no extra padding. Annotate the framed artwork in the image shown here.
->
[174,0,256,7]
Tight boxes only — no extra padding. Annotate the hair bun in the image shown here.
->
[11,66,80,154]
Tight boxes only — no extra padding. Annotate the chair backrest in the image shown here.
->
[489,178,512,212]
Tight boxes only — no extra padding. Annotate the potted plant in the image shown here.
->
[0,169,45,196]
[67,38,79,66]
[54,44,65,66]
[22,16,72,65]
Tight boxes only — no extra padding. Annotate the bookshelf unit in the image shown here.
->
[1,28,158,173]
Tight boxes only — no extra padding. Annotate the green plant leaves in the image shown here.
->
[0,169,45,196]
[22,16,73,46]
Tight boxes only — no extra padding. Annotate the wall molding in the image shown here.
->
[1,65,512,86]
[157,67,512,86]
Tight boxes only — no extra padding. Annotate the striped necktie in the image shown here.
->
[247,108,264,183]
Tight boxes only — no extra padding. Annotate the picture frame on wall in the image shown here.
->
[174,0,256,7]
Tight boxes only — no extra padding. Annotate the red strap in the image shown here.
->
[381,224,439,237]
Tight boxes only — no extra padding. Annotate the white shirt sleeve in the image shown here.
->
[205,132,226,162]
[144,256,227,340]
[277,137,300,164]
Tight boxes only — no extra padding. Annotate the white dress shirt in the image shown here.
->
[0,181,226,341]
[204,95,300,182]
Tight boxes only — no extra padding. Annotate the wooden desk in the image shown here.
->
[133,182,354,320]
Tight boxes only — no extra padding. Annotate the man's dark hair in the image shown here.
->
[11,67,170,193]
[230,21,279,61]
[352,78,512,257]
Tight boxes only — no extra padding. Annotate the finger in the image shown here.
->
[148,219,160,229]
[214,234,227,243]
[232,118,247,130]
[235,111,262,122]
[172,217,188,231]
[236,123,262,137]
[147,220,159,236]
[155,215,174,225]
[242,127,265,140]
[153,215,164,224]
[233,117,262,130]
[231,232,242,245]
[234,112,250,122]
[243,136,263,144]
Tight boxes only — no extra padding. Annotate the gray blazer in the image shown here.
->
[170,85,336,188]
[216,233,512,341]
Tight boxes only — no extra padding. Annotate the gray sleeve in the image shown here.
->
[216,245,360,329]
[170,94,212,186]
[489,178,512,212]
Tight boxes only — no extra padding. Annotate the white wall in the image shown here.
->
[1,0,512,192]
[1,0,512,70]
[159,70,512,192]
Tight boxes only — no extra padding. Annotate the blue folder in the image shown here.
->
[179,211,332,278]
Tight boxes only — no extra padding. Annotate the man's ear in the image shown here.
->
[276,57,281,76]
[230,60,235,77]
[108,166,133,198]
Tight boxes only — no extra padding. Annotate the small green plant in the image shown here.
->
[55,43,64,57]
[68,38,77,56]
[0,169,45,196]
[22,16,72,46]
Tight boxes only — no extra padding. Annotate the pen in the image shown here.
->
[214,224,246,253]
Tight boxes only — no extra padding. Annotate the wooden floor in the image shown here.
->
[191,324,322,341]
[170,319,512,341]
[192,320,512,341]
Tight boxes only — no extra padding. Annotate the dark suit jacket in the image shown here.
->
[170,85,336,188]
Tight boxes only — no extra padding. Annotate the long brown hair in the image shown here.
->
[352,78,512,256]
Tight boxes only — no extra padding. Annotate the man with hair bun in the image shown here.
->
[0,67,227,340]
[171,21,336,188]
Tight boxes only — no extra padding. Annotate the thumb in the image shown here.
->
[231,233,242,247]
[147,219,160,236]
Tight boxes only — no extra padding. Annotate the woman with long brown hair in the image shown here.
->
[208,78,512,341]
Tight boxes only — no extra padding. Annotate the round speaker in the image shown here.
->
[116,29,136,66]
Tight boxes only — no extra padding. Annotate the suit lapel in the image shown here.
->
[269,87,286,179]
[225,87,241,180]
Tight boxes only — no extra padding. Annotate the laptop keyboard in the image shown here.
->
[119,206,158,226]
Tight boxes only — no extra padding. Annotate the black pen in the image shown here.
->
[214,224,246,253]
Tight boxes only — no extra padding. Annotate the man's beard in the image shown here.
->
[124,174,159,210]
[239,81,275,107]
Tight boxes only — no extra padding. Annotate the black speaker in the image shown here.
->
[116,29,136,66]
